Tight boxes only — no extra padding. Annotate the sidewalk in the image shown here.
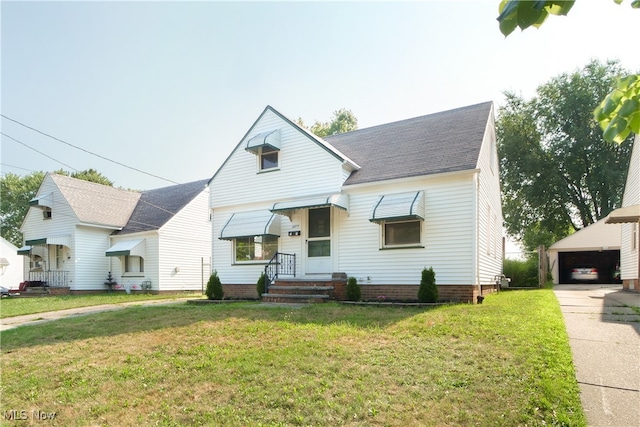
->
[553,284,640,427]
[0,298,193,332]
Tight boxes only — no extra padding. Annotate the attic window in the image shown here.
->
[43,207,52,219]
[260,147,279,171]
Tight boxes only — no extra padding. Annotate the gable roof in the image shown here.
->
[50,173,140,228]
[115,179,209,235]
[325,101,493,186]
[207,105,360,185]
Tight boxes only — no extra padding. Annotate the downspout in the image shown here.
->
[475,171,481,299]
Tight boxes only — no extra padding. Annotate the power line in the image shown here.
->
[1,163,38,173]
[1,114,179,185]
[1,132,79,171]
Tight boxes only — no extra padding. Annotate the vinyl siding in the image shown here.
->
[74,226,113,290]
[109,232,158,291]
[475,108,504,285]
[157,188,211,291]
[338,175,476,285]
[621,135,639,280]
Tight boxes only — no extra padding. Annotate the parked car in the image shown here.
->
[0,286,10,298]
[571,266,599,282]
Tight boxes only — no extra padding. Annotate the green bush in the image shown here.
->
[345,276,361,301]
[418,267,438,303]
[257,271,266,297]
[205,270,224,300]
[503,258,538,287]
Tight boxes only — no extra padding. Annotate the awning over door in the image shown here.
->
[17,246,31,255]
[219,210,281,240]
[370,191,425,223]
[606,204,640,224]
[24,235,71,247]
[245,129,281,153]
[106,239,146,257]
[17,245,47,257]
[271,194,349,215]
[28,192,53,208]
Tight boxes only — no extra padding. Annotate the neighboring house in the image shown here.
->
[0,236,24,289]
[107,179,211,292]
[548,219,621,285]
[208,102,503,303]
[19,173,210,293]
[606,134,640,292]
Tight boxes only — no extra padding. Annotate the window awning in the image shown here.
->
[28,192,53,208]
[106,239,146,257]
[24,235,71,247]
[370,191,425,223]
[245,129,281,153]
[271,194,349,215]
[605,204,640,224]
[17,245,47,257]
[219,210,281,240]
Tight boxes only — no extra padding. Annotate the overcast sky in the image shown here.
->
[1,1,638,191]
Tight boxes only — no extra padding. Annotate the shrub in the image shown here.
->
[503,258,538,287]
[346,276,361,301]
[257,271,266,297]
[205,270,224,300]
[418,267,438,303]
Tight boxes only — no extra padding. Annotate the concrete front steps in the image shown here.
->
[261,275,346,303]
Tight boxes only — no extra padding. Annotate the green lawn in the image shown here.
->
[0,290,585,426]
[0,293,202,319]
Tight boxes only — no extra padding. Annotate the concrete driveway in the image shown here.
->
[553,284,640,427]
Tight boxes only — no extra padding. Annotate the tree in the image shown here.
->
[205,270,224,300]
[297,108,358,137]
[497,0,640,143]
[418,267,438,303]
[0,169,114,247]
[498,60,634,251]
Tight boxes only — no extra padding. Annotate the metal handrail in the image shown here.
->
[264,252,296,293]
[27,270,69,287]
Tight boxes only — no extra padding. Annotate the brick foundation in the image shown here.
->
[622,279,640,292]
[221,283,260,300]
[360,284,498,304]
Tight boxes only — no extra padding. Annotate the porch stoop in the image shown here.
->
[261,274,347,303]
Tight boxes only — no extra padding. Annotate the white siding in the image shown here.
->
[0,237,24,288]
[74,226,113,290]
[109,232,158,292]
[338,175,476,285]
[621,135,640,280]
[210,109,346,208]
[475,108,504,286]
[157,188,211,291]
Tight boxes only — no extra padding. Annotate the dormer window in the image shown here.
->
[245,129,281,173]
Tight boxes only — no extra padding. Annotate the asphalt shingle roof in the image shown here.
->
[115,179,208,235]
[325,101,492,186]
[51,173,140,228]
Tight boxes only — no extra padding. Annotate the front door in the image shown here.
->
[306,207,332,274]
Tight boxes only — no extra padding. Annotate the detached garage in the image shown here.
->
[548,218,622,284]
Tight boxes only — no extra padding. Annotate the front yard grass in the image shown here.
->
[0,289,585,426]
[0,293,202,319]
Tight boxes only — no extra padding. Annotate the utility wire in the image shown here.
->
[1,114,179,185]
[1,132,79,171]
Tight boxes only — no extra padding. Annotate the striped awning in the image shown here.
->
[106,239,146,257]
[271,194,349,215]
[219,210,280,240]
[370,191,425,223]
[28,192,53,208]
[245,129,281,153]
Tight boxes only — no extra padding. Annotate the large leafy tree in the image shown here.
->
[498,60,634,251]
[297,108,358,137]
[496,0,640,143]
[0,169,114,247]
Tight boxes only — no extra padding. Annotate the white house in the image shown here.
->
[0,236,24,289]
[208,102,503,303]
[19,173,210,293]
[606,134,640,292]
